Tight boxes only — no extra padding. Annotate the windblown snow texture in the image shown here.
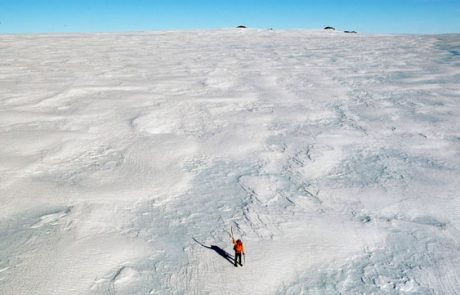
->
[0,30,459,295]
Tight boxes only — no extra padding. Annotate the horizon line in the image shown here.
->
[1,27,458,37]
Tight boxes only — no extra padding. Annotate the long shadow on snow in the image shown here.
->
[192,238,234,265]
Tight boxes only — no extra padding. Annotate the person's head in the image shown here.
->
[237,239,242,245]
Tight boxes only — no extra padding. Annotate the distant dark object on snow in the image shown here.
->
[237,25,247,29]
[324,26,335,30]
[344,30,357,34]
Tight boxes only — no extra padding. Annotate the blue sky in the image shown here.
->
[1,0,459,34]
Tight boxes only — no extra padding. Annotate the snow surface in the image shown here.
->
[0,29,459,295]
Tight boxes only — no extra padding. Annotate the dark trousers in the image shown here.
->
[234,252,242,266]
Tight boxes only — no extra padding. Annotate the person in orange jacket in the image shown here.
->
[232,238,245,267]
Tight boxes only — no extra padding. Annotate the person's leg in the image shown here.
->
[234,252,238,266]
[238,253,242,266]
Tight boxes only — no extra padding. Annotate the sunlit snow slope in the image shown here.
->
[1,29,459,295]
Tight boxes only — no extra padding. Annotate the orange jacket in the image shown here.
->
[233,239,244,254]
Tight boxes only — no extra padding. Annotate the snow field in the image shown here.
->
[0,29,459,294]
